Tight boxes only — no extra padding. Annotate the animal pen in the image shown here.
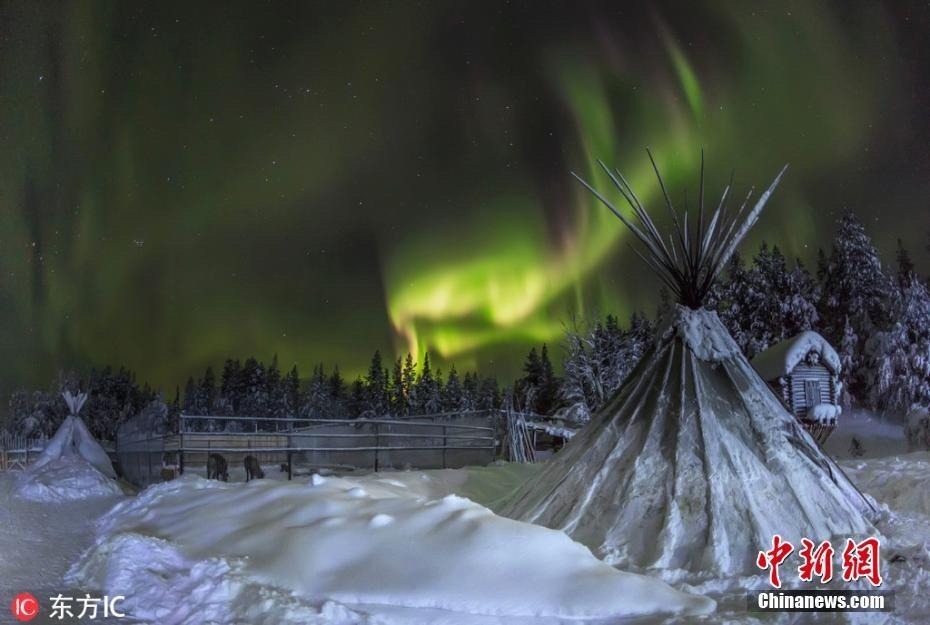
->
[116,411,517,487]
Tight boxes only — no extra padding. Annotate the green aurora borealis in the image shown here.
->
[1,1,928,392]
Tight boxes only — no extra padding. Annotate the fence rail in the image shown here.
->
[0,433,49,471]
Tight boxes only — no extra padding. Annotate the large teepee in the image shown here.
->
[502,154,875,577]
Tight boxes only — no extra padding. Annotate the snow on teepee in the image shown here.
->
[33,391,117,479]
[502,153,875,577]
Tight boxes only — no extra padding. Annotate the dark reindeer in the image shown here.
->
[207,453,229,481]
[244,455,265,482]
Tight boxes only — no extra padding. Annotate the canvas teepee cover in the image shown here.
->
[502,155,874,577]
[33,391,117,479]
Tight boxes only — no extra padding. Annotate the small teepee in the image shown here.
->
[32,391,117,479]
[502,153,875,577]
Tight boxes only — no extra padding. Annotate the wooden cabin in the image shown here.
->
[751,331,842,444]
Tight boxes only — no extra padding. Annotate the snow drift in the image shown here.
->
[71,474,714,623]
[502,306,876,578]
[15,455,124,502]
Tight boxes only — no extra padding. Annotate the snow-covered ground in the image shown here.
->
[0,469,128,625]
[824,409,908,460]
[2,409,929,625]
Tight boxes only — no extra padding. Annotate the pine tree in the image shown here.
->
[301,364,331,419]
[328,366,348,417]
[221,359,244,412]
[862,274,930,415]
[170,385,181,432]
[416,352,442,414]
[349,377,366,418]
[199,366,217,414]
[443,365,464,412]
[183,376,198,415]
[239,357,270,427]
[477,376,500,410]
[402,353,418,415]
[364,350,389,417]
[818,212,892,403]
[560,312,654,422]
[896,238,916,286]
[461,371,479,411]
[389,357,405,415]
[519,347,543,412]
[284,365,301,414]
[535,345,559,415]
[713,251,755,354]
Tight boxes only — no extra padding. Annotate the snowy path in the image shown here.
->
[0,473,128,625]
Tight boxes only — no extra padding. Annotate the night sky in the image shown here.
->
[1,1,928,393]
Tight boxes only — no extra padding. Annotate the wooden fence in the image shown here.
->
[0,433,49,471]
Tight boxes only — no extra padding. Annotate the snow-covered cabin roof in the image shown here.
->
[751,331,841,380]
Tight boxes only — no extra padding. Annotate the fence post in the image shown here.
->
[179,414,185,476]
[287,451,292,480]
[374,422,380,472]
[442,424,447,469]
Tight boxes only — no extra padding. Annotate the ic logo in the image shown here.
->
[11,592,39,622]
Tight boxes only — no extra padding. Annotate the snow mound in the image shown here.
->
[752,330,841,380]
[72,475,714,622]
[68,532,366,625]
[809,403,842,424]
[841,452,930,519]
[664,306,740,362]
[15,455,124,502]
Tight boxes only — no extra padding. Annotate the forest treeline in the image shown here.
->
[4,212,929,440]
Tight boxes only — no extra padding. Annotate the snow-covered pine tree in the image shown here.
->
[7,389,32,435]
[283,365,300,415]
[862,244,930,416]
[712,251,755,354]
[442,365,464,413]
[714,244,814,357]
[818,212,893,403]
[328,366,348,417]
[560,321,593,422]
[182,376,198,415]
[363,350,390,418]
[518,346,558,414]
[461,371,479,412]
[559,312,655,423]
[477,376,500,410]
[301,364,331,418]
[139,393,170,435]
[520,346,543,413]
[416,352,442,414]
[199,367,217,414]
[389,357,405,416]
[620,312,655,375]
[348,377,366,418]
[401,354,417,416]
[239,357,270,428]
[220,359,244,413]
[895,238,915,284]
[537,345,559,415]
